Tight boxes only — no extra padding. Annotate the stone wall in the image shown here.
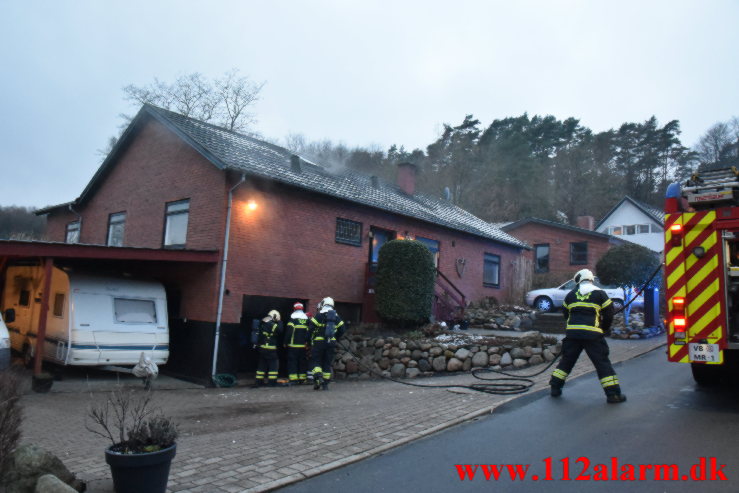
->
[332,331,561,380]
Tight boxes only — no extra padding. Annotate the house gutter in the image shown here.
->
[211,173,245,385]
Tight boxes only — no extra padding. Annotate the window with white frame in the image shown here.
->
[164,199,190,248]
[65,221,80,244]
[107,212,126,247]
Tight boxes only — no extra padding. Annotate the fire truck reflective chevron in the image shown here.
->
[665,209,726,364]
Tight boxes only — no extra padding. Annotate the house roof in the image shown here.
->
[39,105,527,250]
[501,217,620,241]
[595,196,665,229]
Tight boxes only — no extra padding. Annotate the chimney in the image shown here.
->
[370,176,380,189]
[396,162,417,195]
[576,215,595,231]
[290,154,301,173]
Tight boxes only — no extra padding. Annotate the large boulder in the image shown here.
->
[472,351,489,368]
[1,444,84,492]
[447,358,464,372]
[390,363,406,379]
[454,348,471,360]
[34,475,77,493]
[432,356,447,372]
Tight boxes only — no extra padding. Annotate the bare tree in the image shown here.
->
[215,69,265,132]
[122,70,264,133]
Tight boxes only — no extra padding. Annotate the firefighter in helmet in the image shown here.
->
[308,297,345,390]
[549,269,627,404]
[253,309,283,387]
[285,302,310,384]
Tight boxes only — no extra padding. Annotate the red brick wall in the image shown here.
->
[45,117,226,321]
[506,223,613,288]
[46,117,527,325]
[220,180,524,323]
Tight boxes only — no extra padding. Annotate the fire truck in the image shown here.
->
[664,167,739,384]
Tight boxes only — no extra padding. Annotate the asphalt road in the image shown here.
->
[279,348,739,492]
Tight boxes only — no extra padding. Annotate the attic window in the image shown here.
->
[65,221,80,244]
[164,199,190,248]
[335,218,362,246]
[107,212,126,247]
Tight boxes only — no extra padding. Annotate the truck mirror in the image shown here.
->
[4,308,15,323]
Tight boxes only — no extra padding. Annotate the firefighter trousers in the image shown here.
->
[256,349,278,382]
[287,347,308,382]
[311,341,335,381]
[549,337,622,396]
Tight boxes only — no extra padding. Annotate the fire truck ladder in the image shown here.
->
[683,167,739,208]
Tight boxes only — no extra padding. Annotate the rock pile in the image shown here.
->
[332,331,561,380]
[464,303,537,331]
[610,311,665,339]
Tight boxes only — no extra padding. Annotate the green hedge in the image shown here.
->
[375,239,436,326]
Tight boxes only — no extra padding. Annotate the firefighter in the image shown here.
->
[309,297,345,390]
[285,302,310,384]
[549,269,627,404]
[253,309,283,387]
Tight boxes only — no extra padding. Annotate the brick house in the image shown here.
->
[38,104,529,383]
[501,217,625,290]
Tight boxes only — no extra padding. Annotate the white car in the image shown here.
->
[0,313,9,371]
[525,279,644,312]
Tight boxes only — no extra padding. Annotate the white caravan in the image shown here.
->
[2,265,168,369]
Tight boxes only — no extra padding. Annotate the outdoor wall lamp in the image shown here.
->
[246,200,258,211]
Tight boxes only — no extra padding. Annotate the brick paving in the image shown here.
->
[18,337,664,492]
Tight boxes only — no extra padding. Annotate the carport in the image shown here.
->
[0,240,218,387]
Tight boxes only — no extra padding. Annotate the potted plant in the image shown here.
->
[86,389,178,493]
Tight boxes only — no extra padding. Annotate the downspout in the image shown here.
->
[211,173,246,385]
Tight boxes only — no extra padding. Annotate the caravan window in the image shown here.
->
[114,298,157,324]
[53,293,65,317]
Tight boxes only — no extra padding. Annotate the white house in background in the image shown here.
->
[595,196,664,253]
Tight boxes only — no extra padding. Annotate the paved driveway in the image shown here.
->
[17,337,665,492]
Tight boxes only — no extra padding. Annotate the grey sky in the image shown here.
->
[1,0,737,208]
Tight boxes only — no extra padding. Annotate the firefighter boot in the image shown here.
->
[550,385,562,397]
[607,393,627,404]
[313,372,323,390]
[251,380,265,389]
[322,380,329,391]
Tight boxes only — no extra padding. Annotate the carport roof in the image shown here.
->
[0,240,219,263]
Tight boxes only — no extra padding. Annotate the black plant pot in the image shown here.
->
[105,443,177,493]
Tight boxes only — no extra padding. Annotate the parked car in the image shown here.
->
[525,279,644,312]
[0,313,10,370]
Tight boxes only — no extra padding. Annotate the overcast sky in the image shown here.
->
[1,0,737,208]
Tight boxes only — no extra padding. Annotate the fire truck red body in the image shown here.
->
[664,168,739,384]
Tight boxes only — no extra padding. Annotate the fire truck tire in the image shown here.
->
[690,363,721,387]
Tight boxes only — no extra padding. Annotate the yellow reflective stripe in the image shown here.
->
[600,376,619,388]
[602,298,612,308]
[260,345,277,349]
[552,369,568,380]
[566,325,604,333]
[568,302,602,310]
[288,344,305,348]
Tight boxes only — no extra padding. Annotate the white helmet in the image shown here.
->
[574,269,595,284]
[321,297,334,308]
[268,309,281,321]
